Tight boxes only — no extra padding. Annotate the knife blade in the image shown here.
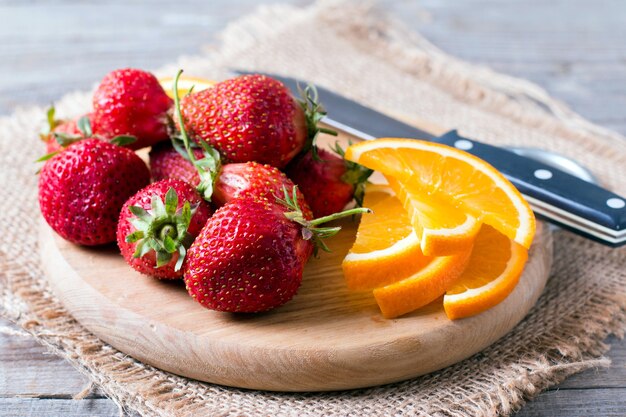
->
[235,71,626,247]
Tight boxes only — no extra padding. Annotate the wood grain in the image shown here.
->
[0,399,121,417]
[0,318,92,397]
[517,388,626,417]
[39,211,551,392]
[2,0,626,137]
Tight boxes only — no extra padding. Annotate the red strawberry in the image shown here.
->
[39,138,150,245]
[213,162,310,215]
[117,179,212,279]
[149,141,203,185]
[180,74,307,168]
[286,146,373,218]
[184,196,310,312]
[92,68,173,150]
[184,189,370,313]
[149,141,311,216]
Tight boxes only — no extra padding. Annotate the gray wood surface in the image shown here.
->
[1,0,625,416]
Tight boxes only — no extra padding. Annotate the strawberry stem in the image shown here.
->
[308,207,371,226]
[172,69,221,202]
[172,70,196,165]
[276,185,371,254]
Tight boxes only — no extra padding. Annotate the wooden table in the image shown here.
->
[1,1,624,416]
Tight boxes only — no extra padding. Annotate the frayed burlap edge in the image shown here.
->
[1,1,625,416]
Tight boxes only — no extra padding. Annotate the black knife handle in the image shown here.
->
[437,130,626,246]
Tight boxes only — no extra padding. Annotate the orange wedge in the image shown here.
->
[386,176,480,256]
[443,224,528,320]
[342,184,432,290]
[345,139,536,253]
[158,76,216,99]
[372,248,472,319]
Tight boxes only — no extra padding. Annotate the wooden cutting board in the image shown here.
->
[40,122,553,392]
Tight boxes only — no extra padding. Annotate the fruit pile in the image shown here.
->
[38,67,536,320]
[342,139,536,319]
[38,68,370,313]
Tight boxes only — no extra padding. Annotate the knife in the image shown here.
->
[235,71,626,247]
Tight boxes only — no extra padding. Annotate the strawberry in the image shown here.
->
[40,106,95,153]
[184,196,309,312]
[149,141,203,185]
[213,162,310,215]
[92,68,173,150]
[117,179,212,279]
[184,188,370,313]
[286,145,373,218]
[167,71,325,210]
[149,141,311,215]
[38,138,150,245]
[179,74,333,169]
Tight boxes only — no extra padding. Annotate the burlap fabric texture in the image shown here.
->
[1,1,625,416]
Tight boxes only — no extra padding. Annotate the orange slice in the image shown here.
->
[373,248,472,319]
[158,76,216,99]
[443,224,528,320]
[345,138,536,252]
[342,184,431,290]
[386,176,480,256]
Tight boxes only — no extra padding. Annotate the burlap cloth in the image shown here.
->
[1,1,625,416]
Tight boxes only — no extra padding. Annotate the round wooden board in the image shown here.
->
[40,218,552,392]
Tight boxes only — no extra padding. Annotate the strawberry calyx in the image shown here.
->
[125,187,198,271]
[36,108,137,163]
[331,142,374,207]
[53,113,93,145]
[276,186,371,255]
[39,106,90,147]
[297,84,338,160]
[171,69,222,202]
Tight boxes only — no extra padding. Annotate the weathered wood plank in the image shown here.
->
[0,319,99,398]
[0,0,300,114]
[558,336,626,389]
[1,0,626,136]
[401,0,626,135]
[0,399,120,417]
[516,388,626,417]
[2,390,625,417]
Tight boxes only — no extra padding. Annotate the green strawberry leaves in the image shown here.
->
[77,114,92,136]
[165,187,178,214]
[331,141,374,207]
[126,186,198,271]
[110,135,138,146]
[297,84,338,160]
[36,108,137,167]
[40,105,60,139]
[35,151,60,163]
[276,185,371,256]
[193,140,221,202]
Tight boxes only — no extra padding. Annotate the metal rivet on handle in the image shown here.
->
[534,169,553,180]
[454,139,473,150]
[606,198,625,209]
